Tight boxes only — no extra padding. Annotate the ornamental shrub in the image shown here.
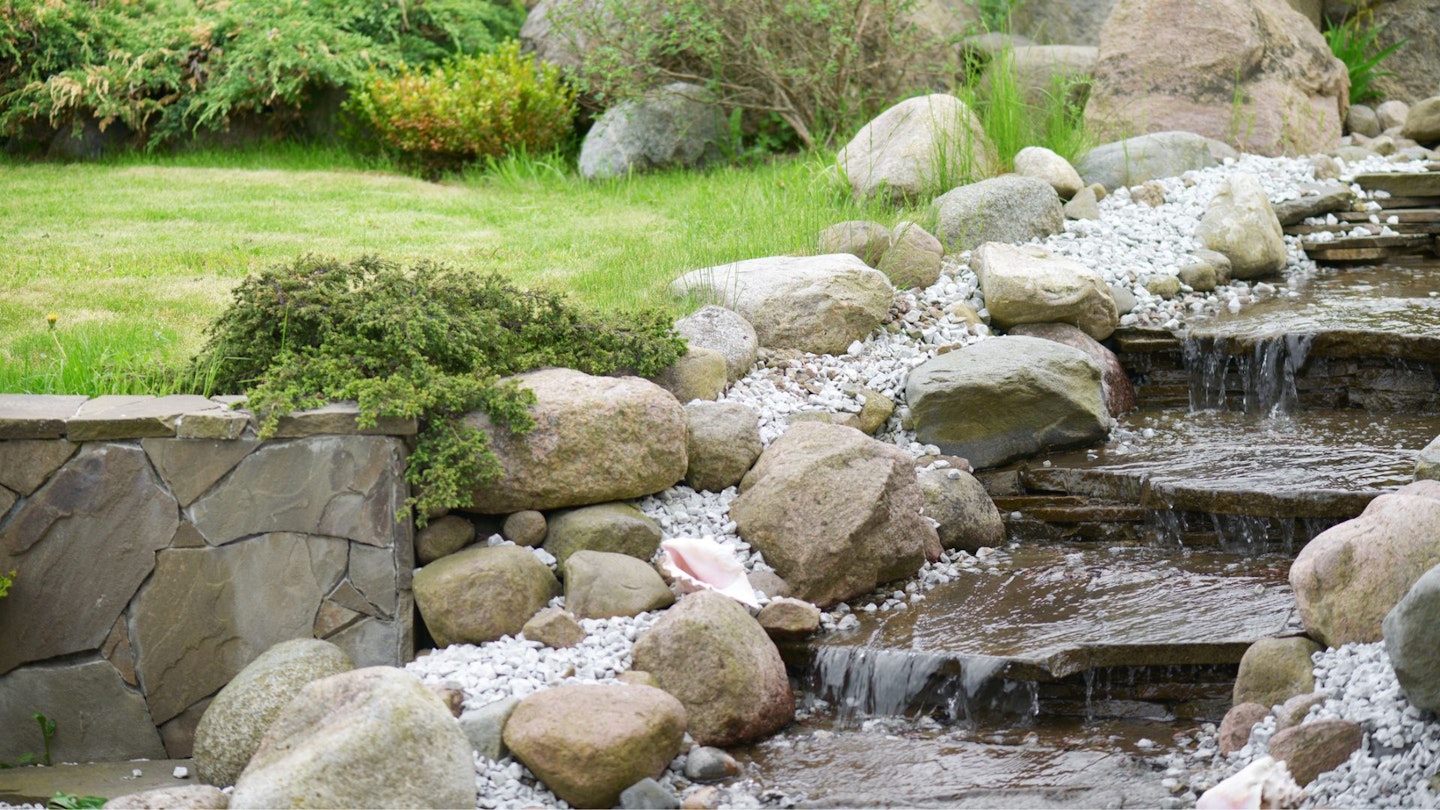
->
[0,0,524,147]
[347,41,576,175]
[191,255,686,521]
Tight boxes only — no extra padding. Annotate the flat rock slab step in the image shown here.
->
[792,544,1295,684]
[1353,172,1440,199]
[1022,409,1434,520]
[0,760,194,805]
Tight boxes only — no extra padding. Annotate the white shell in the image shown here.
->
[659,537,760,608]
[1196,756,1304,810]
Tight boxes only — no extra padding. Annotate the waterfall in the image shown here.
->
[1184,334,1315,414]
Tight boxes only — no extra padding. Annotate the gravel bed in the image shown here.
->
[402,150,1440,808]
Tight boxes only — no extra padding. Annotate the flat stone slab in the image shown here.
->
[1353,172,1440,198]
[68,395,224,441]
[1023,409,1436,519]
[268,401,417,438]
[0,395,86,439]
[0,760,193,806]
[1187,263,1440,362]
[799,545,1296,682]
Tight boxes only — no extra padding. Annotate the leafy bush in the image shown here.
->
[552,0,955,149]
[0,0,525,146]
[1323,11,1405,105]
[191,255,687,521]
[348,41,576,175]
[0,569,13,599]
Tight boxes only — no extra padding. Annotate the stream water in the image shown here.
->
[731,263,1440,807]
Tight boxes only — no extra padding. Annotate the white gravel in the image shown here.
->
[403,149,1440,808]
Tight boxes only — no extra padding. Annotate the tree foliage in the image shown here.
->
[192,255,687,522]
[0,0,525,145]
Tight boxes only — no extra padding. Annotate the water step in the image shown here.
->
[785,545,1297,718]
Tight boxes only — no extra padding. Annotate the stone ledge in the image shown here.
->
[0,396,416,441]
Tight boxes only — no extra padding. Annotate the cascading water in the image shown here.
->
[1184,333,1315,414]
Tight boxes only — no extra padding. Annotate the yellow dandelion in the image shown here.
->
[46,312,58,328]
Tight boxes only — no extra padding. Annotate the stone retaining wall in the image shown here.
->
[0,395,416,764]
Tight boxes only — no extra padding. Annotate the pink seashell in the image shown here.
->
[1196,756,1304,810]
[659,537,760,608]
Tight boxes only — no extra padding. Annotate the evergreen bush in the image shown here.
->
[191,255,687,522]
[347,41,576,176]
[0,0,524,147]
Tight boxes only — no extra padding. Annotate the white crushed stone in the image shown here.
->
[402,150,1438,808]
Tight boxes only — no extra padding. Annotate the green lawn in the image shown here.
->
[0,147,910,394]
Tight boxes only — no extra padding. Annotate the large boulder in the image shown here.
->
[413,545,560,646]
[818,220,892,267]
[518,0,600,73]
[879,221,944,290]
[984,46,1097,111]
[504,684,686,809]
[1083,0,1347,156]
[1290,479,1440,647]
[543,502,663,569]
[563,550,676,619]
[972,242,1119,340]
[729,422,937,606]
[463,369,688,513]
[916,468,1006,553]
[1012,0,1118,45]
[1195,172,1288,280]
[1402,96,1440,145]
[631,591,793,746]
[192,639,355,787]
[684,400,763,493]
[932,175,1064,254]
[1008,322,1135,416]
[1383,563,1440,713]
[1233,636,1323,710]
[906,336,1110,469]
[578,83,727,179]
[1365,2,1440,105]
[837,94,997,204]
[229,667,476,809]
[674,305,759,384]
[1074,131,1223,190]
[669,255,893,355]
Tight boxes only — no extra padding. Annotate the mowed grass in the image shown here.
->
[0,146,909,394]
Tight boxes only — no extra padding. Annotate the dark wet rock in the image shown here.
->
[631,591,794,746]
[684,746,742,782]
[1233,636,1323,710]
[907,336,1108,470]
[544,502,663,569]
[229,667,476,809]
[413,545,560,646]
[1291,479,1440,647]
[1266,718,1364,786]
[563,550,675,619]
[1383,563,1440,712]
[731,422,935,607]
[1219,702,1270,755]
[505,684,686,809]
[192,639,355,787]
